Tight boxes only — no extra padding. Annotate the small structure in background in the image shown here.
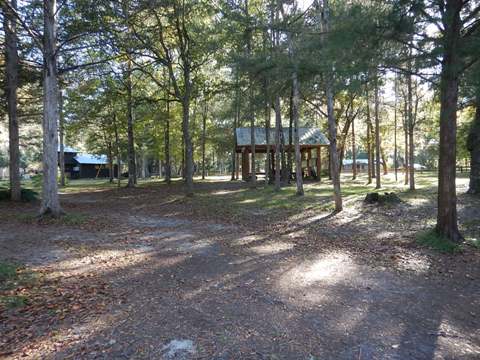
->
[342,158,369,172]
[235,127,330,181]
[58,146,117,179]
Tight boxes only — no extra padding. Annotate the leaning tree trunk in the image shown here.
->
[467,94,480,194]
[40,0,62,216]
[3,0,21,201]
[436,0,462,242]
[126,59,136,188]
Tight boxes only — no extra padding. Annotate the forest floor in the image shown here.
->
[0,172,479,359]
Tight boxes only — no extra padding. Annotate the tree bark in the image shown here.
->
[274,96,282,191]
[3,0,21,201]
[59,89,66,187]
[246,0,256,189]
[467,93,480,194]
[231,72,240,181]
[126,58,136,187]
[164,87,171,184]
[113,113,121,188]
[394,76,398,182]
[352,117,357,180]
[365,84,372,184]
[374,74,381,189]
[40,0,62,216]
[436,0,463,242]
[407,72,415,190]
[201,100,207,180]
[403,97,409,185]
[292,66,304,196]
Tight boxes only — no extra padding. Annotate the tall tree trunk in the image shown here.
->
[3,0,21,201]
[326,82,342,211]
[407,72,415,190]
[274,96,282,191]
[202,100,207,180]
[40,0,62,216]
[264,81,271,185]
[114,114,121,188]
[394,76,398,182]
[287,88,294,183]
[352,117,357,180]
[108,142,114,183]
[404,97,409,185]
[182,94,194,196]
[436,0,462,242]
[231,72,239,181]
[467,93,480,194]
[165,92,171,184]
[246,0,256,189]
[126,59,136,187]
[292,66,303,196]
[367,119,373,184]
[59,89,65,187]
[374,74,381,189]
[365,84,372,184]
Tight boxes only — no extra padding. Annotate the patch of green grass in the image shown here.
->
[0,262,17,283]
[1,295,28,309]
[61,213,89,225]
[0,261,38,310]
[416,229,461,254]
[0,188,38,202]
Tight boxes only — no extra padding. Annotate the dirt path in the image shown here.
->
[1,183,479,359]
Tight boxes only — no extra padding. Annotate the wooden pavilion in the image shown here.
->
[235,127,330,181]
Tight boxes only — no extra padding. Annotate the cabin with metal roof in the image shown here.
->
[58,147,117,179]
[235,127,330,181]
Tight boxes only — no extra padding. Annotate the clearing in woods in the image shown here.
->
[0,173,479,359]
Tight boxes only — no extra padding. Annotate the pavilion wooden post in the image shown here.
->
[235,152,240,180]
[307,149,312,177]
[241,147,249,181]
[316,146,322,181]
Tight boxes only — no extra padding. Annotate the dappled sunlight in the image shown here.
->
[239,198,258,204]
[12,308,116,358]
[278,251,357,292]
[230,234,265,246]
[393,252,431,273]
[433,319,480,356]
[250,242,295,255]
[210,188,246,196]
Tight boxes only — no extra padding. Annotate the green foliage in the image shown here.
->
[0,262,36,310]
[0,262,17,283]
[1,295,28,309]
[416,229,461,254]
[0,188,38,202]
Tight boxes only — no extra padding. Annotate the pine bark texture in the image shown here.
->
[40,0,62,216]
[2,0,21,201]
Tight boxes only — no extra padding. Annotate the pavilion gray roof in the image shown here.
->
[236,127,329,147]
